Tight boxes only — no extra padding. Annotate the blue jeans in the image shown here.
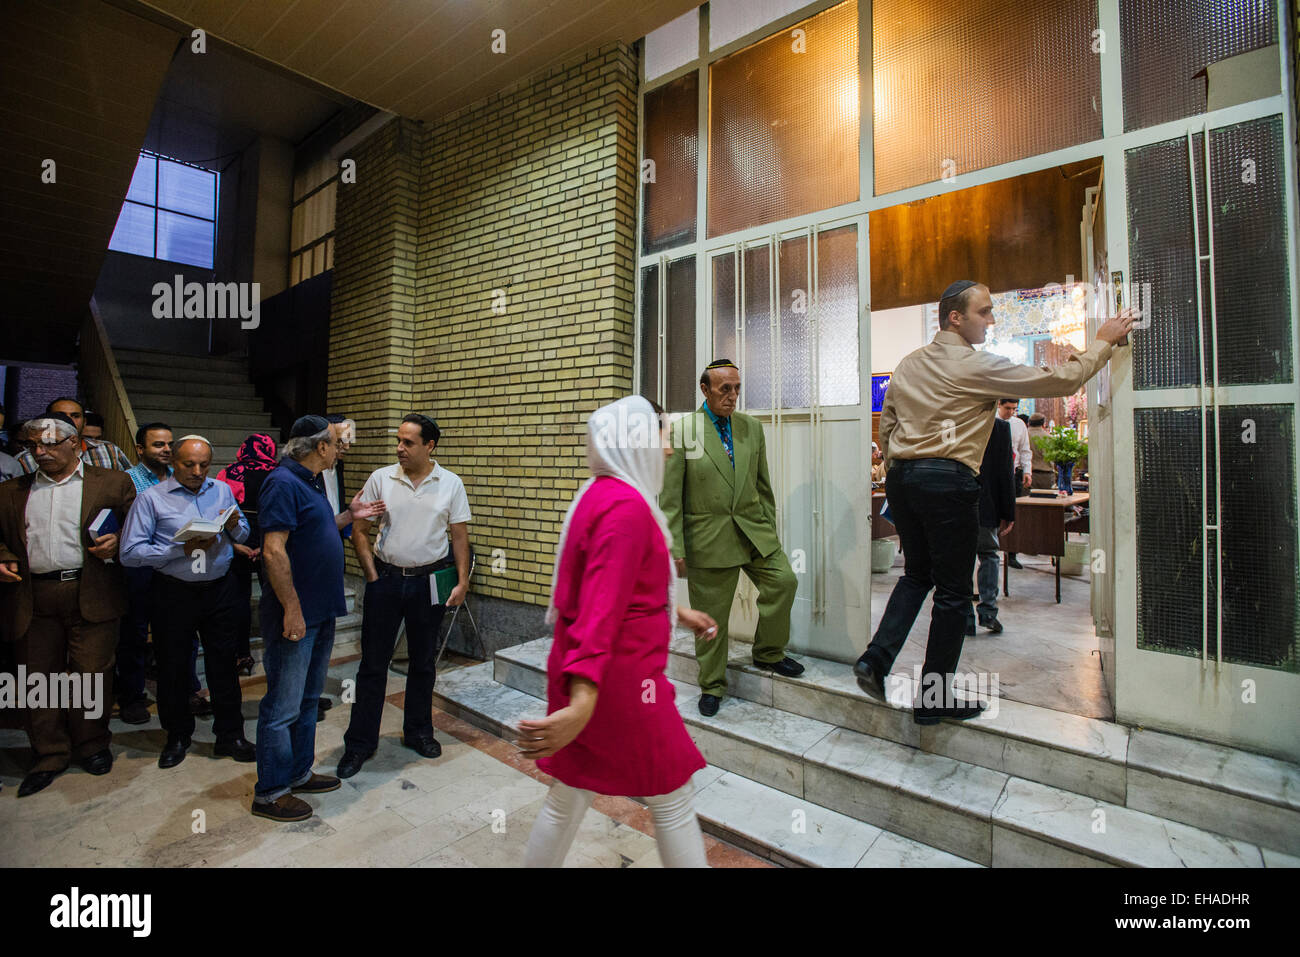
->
[254,617,336,803]
[966,526,1001,627]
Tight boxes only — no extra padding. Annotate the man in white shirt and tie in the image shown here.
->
[337,413,471,778]
[998,398,1032,568]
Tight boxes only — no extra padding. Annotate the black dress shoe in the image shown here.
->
[853,658,887,701]
[980,615,1004,634]
[698,694,721,717]
[913,702,987,726]
[753,656,805,677]
[79,749,113,775]
[318,697,333,711]
[119,699,151,725]
[17,770,60,797]
[214,737,256,762]
[337,750,372,779]
[402,735,442,759]
[159,738,190,769]
[1007,555,1024,569]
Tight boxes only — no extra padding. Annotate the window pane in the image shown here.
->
[742,244,773,410]
[645,7,697,81]
[291,253,302,286]
[291,202,305,251]
[666,256,697,411]
[642,72,698,255]
[158,160,215,218]
[1121,0,1278,133]
[712,252,737,363]
[710,0,816,51]
[325,236,334,270]
[872,0,1100,195]
[778,235,811,409]
[639,265,660,404]
[157,210,213,268]
[708,0,858,237]
[125,154,156,205]
[108,201,155,258]
[313,242,325,276]
[1208,114,1292,385]
[817,224,860,406]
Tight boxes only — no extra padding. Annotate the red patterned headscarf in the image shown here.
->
[217,433,277,503]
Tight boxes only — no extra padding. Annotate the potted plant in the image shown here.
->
[1033,426,1088,496]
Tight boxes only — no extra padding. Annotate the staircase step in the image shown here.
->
[119,364,252,388]
[114,349,249,372]
[132,394,267,415]
[122,378,255,399]
[432,662,982,867]
[133,408,272,431]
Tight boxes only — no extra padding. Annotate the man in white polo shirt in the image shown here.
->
[337,413,471,778]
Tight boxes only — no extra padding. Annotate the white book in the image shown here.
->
[171,505,238,543]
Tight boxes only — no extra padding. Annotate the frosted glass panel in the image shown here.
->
[157,210,214,268]
[712,252,737,364]
[125,154,156,205]
[742,245,773,411]
[817,225,860,407]
[666,256,698,412]
[640,265,660,404]
[645,7,698,81]
[873,0,1100,194]
[642,72,698,254]
[708,1,858,237]
[778,236,811,409]
[159,160,216,218]
[710,0,816,50]
[108,202,154,258]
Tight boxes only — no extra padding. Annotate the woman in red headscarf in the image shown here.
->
[217,434,278,675]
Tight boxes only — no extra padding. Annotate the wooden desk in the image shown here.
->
[871,490,894,538]
[998,492,1090,603]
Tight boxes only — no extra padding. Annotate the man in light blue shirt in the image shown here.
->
[121,435,255,769]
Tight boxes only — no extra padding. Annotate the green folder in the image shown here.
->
[431,565,459,605]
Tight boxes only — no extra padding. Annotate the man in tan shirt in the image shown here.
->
[856,280,1134,724]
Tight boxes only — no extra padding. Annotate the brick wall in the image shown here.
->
[329,43,639,615]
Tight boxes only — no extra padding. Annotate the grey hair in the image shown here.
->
[22,417,77,443]
[283,427,333,461]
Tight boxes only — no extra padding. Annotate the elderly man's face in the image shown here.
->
[701,366,740,418]
[27,425,79,476]
[48,400,85,437]
[173,440,212,491]
[330,421,353,458]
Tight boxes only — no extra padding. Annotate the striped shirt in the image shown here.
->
[126,462,172,493]
[16,439,132,475]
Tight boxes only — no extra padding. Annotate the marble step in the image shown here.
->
[431,662,982,867]
[653,633,1300,855]
[484,643,1287,867]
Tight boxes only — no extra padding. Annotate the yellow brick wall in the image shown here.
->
[329,44,638,601]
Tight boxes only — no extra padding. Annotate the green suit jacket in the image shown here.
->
[660,407,782,568]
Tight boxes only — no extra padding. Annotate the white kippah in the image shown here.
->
[176,433,212,449]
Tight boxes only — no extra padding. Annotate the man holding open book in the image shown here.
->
[120,435,254,769]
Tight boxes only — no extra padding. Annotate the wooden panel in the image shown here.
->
[869,160,1101,311]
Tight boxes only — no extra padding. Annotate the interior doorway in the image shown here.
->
[867,158,1112,720]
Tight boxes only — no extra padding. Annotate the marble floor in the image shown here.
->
[872,551,1109,719]
[0,659,769,868]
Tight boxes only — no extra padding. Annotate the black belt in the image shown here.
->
[157,571,228,588]
[375,558,445,578]
[890,458,976,478]
[31,568,81,582]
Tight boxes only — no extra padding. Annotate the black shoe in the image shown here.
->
[913,702,987,726]
[292,772,341,794]
[235,656,255,677]
[214,736,256,762]
[980,615,1004,634]
[17,770,60,797]
[753,656,805,677]
[119,699,151,725]
[402,735,442,759]
[251,794,313,822]
[189,694,213,717]
[965,619,977,636]
[1007,555,1024,569]
[318,697,333,711]
[159,738,190,768]
[853,658,887,701]
[337,750,372,779]
[79,749,113,775]
[698,694,721,717]
[317,705,327,722]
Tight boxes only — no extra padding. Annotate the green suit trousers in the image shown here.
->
[687,548,797,696]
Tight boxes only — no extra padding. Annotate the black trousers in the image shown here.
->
[152,571,244,743]
[865,459,980,685]
[115,565,153,705]
[230,552,263,659]
[343,571,447,754]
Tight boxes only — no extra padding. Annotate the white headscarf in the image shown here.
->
[547,395,676,628]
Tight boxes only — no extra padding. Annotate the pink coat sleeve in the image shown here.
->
[559,499,645,689]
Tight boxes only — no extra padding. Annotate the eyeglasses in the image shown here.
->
[18,435,75,452]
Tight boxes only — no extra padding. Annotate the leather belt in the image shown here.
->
[31,568,82,582]
[375,558,442,578]
[890,458,976,478]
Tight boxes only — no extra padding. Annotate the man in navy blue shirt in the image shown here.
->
[251,415,385,823]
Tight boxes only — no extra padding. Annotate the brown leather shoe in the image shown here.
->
[251,794,313,822]
[291,772,341,794]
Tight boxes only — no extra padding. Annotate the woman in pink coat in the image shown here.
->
[519,395,718,867]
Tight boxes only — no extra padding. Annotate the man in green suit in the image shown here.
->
[660,359,803,717]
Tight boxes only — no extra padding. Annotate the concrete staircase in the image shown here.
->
[115,347,273,470]
[433,633,1300,868]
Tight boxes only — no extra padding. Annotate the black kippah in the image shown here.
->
[941,280,979,300]
[706,358,738,369]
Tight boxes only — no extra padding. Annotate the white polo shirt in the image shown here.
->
[26,460,86,574]
[358,462,471,567]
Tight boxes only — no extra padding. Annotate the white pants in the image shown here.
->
[524,779,709,868]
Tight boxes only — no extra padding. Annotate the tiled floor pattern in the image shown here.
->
[0,660,769,868]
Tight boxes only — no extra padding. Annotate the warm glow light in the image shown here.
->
[1048,284,1088,351]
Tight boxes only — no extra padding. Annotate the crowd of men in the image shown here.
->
[0,398,471,823]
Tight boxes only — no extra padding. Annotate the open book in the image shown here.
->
[171,505,239,543]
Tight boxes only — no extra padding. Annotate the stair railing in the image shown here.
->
[79,298,139,464]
